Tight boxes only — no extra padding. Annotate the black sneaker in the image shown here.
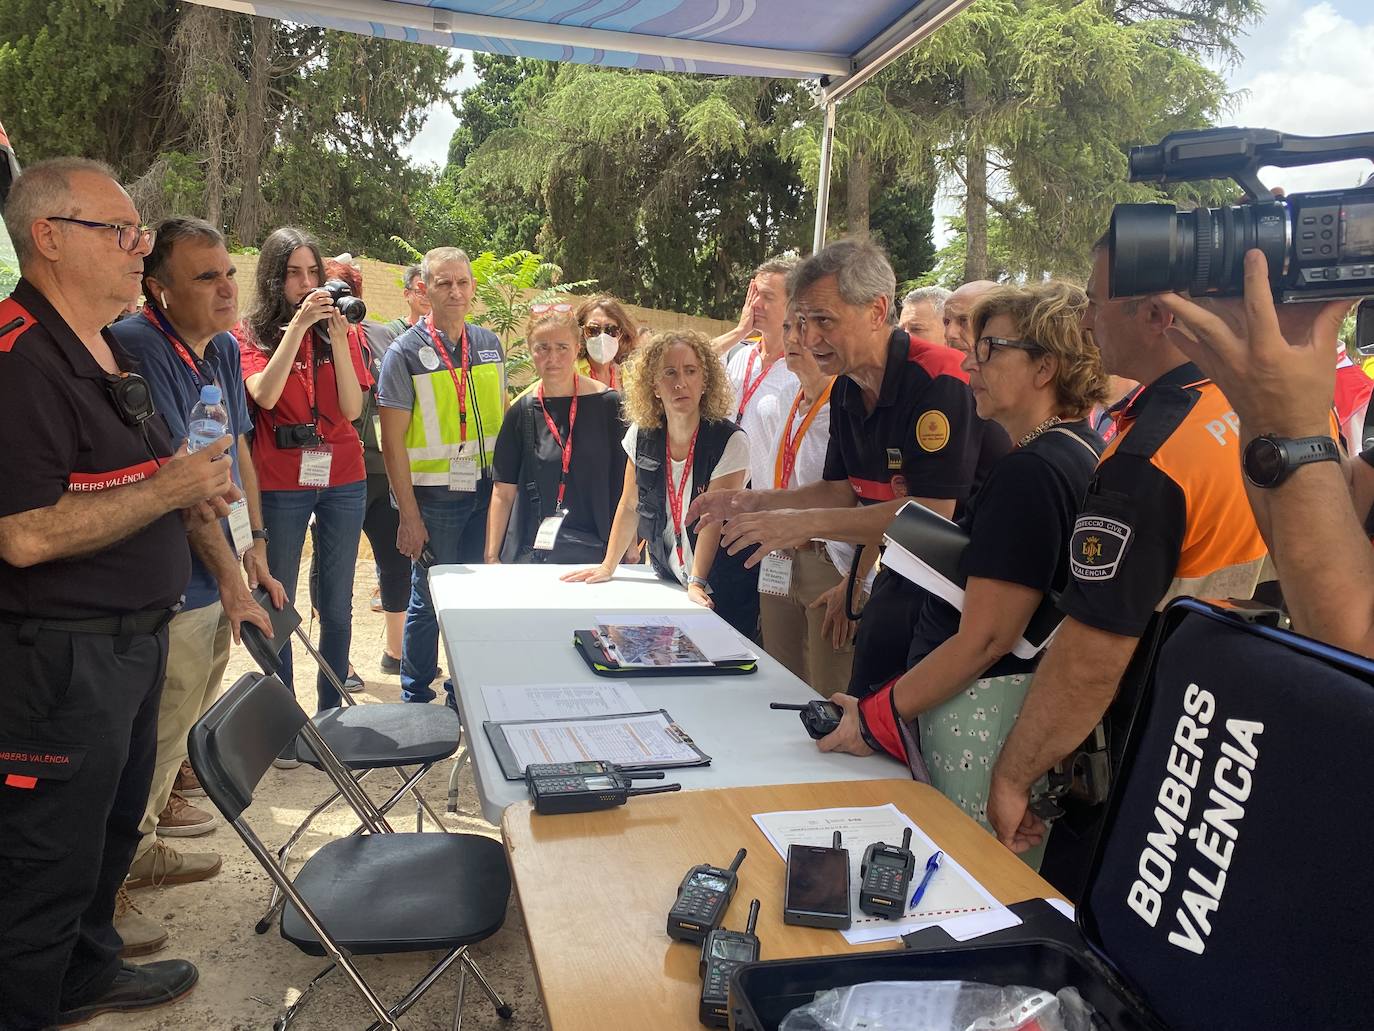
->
[54,959,198,1026]
[380,651,401,675]
[343,669,365,692]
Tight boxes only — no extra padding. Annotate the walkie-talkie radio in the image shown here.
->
[524,759,624,792]
[698,898,760,1028]
[527,769,680,815]
[858,827,916,917]
[769,700,842,740]
[667,848,747,943]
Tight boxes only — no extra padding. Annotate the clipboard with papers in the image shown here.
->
[880,499,1064,659]
[483,709,712,780]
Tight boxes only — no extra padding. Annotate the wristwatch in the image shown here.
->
[687,574,710,590]
[251,528,270,543]
[1242,434,1340,488]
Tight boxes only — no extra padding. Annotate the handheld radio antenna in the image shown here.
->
[627,783,683,798]
[744,899,761,936]
[727,848,747,873]
[832,831,842,849]
[900,827,912,850]
[626,770,667,780]
[769,702,806,711]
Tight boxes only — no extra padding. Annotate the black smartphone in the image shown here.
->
[783,835,851,929]
[417,544,436,568]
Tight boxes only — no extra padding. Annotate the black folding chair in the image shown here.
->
[240,591,461,933]
[189,671,513,1030]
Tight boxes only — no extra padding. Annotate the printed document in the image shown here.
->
[595,612,757,662]
[496,711,705,771]
[480,682,646,722]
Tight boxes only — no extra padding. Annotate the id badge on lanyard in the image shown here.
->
[533,382,578,549]
[533,511,567,551]
[758,550,794,597]
[449,440,480,492]
[299,446,333,487]
[226,497,253,557]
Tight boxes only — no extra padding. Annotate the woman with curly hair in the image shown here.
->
[563,329,760,636]
[817,281,1108,863]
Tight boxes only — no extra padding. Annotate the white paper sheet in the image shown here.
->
[751,804,1019,945]
[595,612,757,662]
[497,711,703,771]
[480,682,646,722]
[1046,897,1076,922]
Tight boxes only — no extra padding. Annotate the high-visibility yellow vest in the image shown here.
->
[404,359,505,487]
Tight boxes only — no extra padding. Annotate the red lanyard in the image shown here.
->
[425,316,470,443]
[774,379,834,488]
[735,346,773,423]
[536,378,579,509]
[591,362,617,391]
[665,428,699,569]
[297,331,317,415]
[142,304,213,387]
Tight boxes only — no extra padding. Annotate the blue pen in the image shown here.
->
[909,851,943,910]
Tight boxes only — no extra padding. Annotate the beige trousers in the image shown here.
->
[134,601,232,860]
[759,545,855,698]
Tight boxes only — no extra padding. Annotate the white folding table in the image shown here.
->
[432,564,907,824]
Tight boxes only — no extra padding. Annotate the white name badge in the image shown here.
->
[226,497,253,557]
[533,511,567,551]
[299,447,333,488]
[449,457,479,492]
[758,550,794,597]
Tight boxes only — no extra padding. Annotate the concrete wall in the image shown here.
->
[229,252,735,339]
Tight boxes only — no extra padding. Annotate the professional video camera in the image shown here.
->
[1108,127,1374,303]
[323,277,367,324]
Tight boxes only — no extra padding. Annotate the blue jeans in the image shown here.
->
[401,484,489,704]
[261,480,367,712]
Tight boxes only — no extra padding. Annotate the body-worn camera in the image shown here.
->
[274,422,321,449]
[323,278,367,324]
[1109,127,1374,302]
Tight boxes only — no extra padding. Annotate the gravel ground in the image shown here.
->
[87,545,551,1031]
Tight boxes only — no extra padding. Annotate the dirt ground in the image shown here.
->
[89,546,552,1031]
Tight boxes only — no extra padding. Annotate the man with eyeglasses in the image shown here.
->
[691,239,1009,697]
[0,159,241,1027]
[377,246,507,709]
[986,236,1268,901]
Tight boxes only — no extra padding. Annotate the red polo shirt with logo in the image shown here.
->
[0,279,189,617]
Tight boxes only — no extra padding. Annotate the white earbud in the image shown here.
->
[161,292,169,308]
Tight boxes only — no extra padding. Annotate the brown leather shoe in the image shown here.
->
[126,840,222,890]
[155,792,218,838]
[172,759,205,798]
[114,887,167,958]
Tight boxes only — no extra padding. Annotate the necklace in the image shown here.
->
[1018,415,1062,448]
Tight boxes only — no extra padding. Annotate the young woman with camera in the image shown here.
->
[562,329,760,637]
[237,226,370,713]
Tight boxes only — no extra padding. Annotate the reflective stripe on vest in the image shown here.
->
[405,363,505,486]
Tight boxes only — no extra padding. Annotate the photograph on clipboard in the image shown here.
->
[596,622,713,668]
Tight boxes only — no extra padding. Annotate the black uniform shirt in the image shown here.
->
[907,420,1105,677]
[823,328,1008,506]
[0,279,189,618]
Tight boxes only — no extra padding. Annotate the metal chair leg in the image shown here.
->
[274,961,337,1031]
[452,962,468,1031]
[447,744,471,814]
[462,954,514,1019]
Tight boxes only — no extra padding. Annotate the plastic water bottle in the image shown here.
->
[186,384,229,452]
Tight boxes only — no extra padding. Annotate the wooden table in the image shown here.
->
[502,779,1062,1031]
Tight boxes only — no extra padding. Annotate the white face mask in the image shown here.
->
[586,332,620,365]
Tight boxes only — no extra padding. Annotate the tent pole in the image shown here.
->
[812,98,837,254]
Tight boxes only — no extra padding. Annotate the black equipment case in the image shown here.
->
[729,598,1374,1030]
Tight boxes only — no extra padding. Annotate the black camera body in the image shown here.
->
[1109,127,1374,302]
[274,422,321,449]
[322,278,367,324]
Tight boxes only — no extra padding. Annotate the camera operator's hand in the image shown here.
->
[154,438,235,511]
[325,309,351,349]
[1153,249,1354,438]
[291,288,336,331]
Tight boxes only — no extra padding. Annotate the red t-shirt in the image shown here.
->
[237,323,372,491]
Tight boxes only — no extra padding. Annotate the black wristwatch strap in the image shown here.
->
[251,528,270,542]
[1243,434,1340,488]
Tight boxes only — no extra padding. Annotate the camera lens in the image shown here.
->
[1109,200,1289,299]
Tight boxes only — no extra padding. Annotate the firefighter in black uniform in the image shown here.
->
[0,159,241,1029]
[692,239,1007,693]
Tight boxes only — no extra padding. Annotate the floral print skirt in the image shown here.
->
[917,671,1047,870]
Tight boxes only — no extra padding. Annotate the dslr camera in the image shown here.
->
[322,278,367,324]
[1108,127,1374,303]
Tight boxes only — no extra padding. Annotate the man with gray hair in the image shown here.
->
[377,246,507,708]
[691,238,1007,695]
[943,279,999,353]
[899,285,950,344]
[384,262,429,339]
[0,159,237,1026]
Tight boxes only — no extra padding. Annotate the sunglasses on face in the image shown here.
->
[582,322,623,339]
[973,335,1046,365]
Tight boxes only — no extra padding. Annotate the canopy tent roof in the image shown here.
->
[187,0,969,102]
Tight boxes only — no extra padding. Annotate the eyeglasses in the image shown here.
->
[530,302,573,315]
[582,322,623,339]
[46,216,154,252]
[973,335,1046,365]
